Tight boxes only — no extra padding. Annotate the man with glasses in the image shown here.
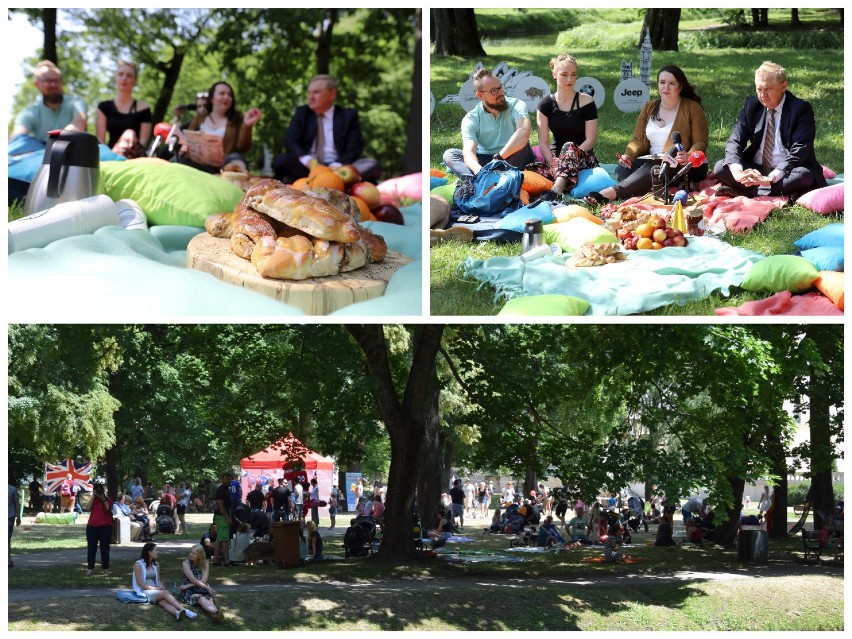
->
[442,69,533,177]
[11,60,87,141]
[713,61,826,198]
[273,74,380,184]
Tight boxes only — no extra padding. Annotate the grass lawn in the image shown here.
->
[7,509,844,630]
[429,9,843,316]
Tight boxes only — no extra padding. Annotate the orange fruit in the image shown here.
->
[291,177,309,190]
[651,241,664,250]
[308,162,334,178]
[636,237,653,250]
[350,195,376,221]
[519,188,530,205]
[635,223,654,238]
[306,171,345,191]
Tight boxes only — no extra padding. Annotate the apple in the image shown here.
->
[651,241,664,250]
[663,238,675,247]
[651,215,666,229]
[617,228,632,241]
[665,227,676,239]
[652,228,667,243]
[673,235,688,247]
[350,181,382,210]
[636,237,653,250]
[372,204,405,225]
[333,164,361,187]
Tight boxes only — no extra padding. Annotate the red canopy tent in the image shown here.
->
[239,436,335,517]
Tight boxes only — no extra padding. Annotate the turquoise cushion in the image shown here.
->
[430,176,448,189]
[495,202,556,232]
[498,294,591,316]
[741,255,820,293]
[800,246,844,272]
[100,160,244,227]
[793,223,845,250]
[569,166,618,199]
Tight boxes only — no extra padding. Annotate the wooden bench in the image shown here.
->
[801,529,842,563]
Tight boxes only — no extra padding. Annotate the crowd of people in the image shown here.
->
[443,57,825,207]
[11,59,379,179]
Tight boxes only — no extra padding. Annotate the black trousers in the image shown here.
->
[272,155,381,184]
[86,524,113,570]
[613,159,708,200]
[712,159,817,197]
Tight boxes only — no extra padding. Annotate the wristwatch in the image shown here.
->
[492,153,503,161]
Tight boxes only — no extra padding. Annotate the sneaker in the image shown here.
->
[184,609,198,620]
[102,569,110,576]
[86,569,94,576]
[176,609,186,621]
[430,226,474,247]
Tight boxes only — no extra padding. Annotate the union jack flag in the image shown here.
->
[44,459,93,494]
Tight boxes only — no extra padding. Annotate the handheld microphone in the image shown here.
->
[671,150,707,183]
[671,131,684,153]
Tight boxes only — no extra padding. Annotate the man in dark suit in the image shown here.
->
[273,74,380,183]
[713,61,826,198]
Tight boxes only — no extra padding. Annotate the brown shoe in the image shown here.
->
[430,226,474,247]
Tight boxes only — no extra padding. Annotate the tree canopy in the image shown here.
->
[10,8,418,178]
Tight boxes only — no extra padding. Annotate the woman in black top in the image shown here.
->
[96,61,152,157]
[528,53,599,196]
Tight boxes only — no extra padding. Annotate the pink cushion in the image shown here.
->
[533,145,545,163]
[797,183,844,214]
[822,165,837,179]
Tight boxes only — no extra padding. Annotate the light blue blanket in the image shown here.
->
[460,236,764,316]
[8,204,422,319]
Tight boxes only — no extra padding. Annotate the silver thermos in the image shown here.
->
[24,130,101,216]
[521,219,544,253]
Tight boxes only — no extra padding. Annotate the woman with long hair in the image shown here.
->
[179,544,223,623]
[586,65,708,205]
[527,53,599,198]
[182,81,262,173]
[96,61,152,158]
[132,542,197,620]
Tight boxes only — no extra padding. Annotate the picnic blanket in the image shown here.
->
[582,556,644,564]
[700,193,788,233]
[461,235,764,315]
[7,204,422,319]
[715,291,843,316]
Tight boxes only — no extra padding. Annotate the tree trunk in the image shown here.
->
[152,51,185,126]
[791,9,801,26]
[347,325,445,561]
[714,476,745,547]
[104,445,119,501]
[42,8,58,64]
[768,428,789,538]
[640,9,681,51]
[808,352,834,530]
[416,379,442,537]
[401,8,422,175]
[523,468,536,501]
[433,9,486,57]
[315,9,337,75]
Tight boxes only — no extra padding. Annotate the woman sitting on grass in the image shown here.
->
[306,521,324,559]
[585,65,708,206]
[526,53,599,199]
[132,542,197,621]
[200,523,217,560]
[655,513,677,547]
[179,544,224,623]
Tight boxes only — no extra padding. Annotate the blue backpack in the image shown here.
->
[455,160,523,217]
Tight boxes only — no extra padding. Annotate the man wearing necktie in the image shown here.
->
[713,61,826,198]
[273,74,380,184]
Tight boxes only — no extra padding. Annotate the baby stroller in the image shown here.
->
[344,516,378,558]
[537,524,565,548]
[509,525,538,547]
[155,503,176,534]
[249,509,271,541]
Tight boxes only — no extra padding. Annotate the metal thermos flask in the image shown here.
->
[521,219,543,254]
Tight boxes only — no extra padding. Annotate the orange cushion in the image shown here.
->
[521,171,553,196]
[430,168,447,178]
[814,271,844,310]
[553,204,603,225]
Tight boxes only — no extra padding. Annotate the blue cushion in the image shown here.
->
[800,246,844,272]
[430,176,448,190]
[793,223,845,250]
[494,201,555,232]
[569,166,618,199]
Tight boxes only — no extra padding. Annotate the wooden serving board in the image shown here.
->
[187,232,411,315]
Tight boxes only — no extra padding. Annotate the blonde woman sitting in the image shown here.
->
[179,544,224,623]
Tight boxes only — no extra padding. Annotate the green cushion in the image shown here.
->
[100,160,244,226]
[741,255,820,293]
[498,294,590,316]
[430,183,456,207]
[542,217,618,252]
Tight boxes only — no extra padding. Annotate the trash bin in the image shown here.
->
[268,521,302,568]
[738,528,768,562]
